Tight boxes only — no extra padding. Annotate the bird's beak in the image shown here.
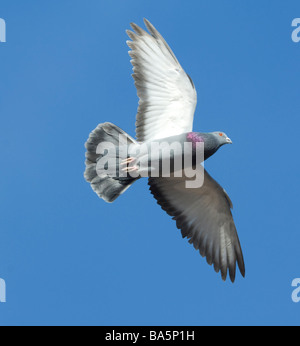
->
[226,137,232,144]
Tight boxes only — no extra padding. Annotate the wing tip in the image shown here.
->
[239,263,246,278]
[143,18,156,36]
[130,22,148,36]
[223,259,245,283]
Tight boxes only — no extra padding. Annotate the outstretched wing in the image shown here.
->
[148,170,245,282]
[127,19,197,142]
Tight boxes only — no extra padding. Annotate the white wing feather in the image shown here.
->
[127,19,197,142]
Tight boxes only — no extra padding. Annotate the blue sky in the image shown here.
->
[0,0,300,326]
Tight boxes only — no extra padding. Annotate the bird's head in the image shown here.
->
[196,131,232,161]
[211,131,232,146]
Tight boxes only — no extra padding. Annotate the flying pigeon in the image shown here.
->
[84,19,245,282]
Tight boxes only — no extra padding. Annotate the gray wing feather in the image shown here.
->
[148,169,245,282]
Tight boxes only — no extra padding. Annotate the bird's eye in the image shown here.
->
[219,133,223,137]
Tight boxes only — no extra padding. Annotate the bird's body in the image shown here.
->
[128,131,231,176]
[84,19,245,282]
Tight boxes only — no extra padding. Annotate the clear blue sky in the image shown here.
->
[0,0,300,326]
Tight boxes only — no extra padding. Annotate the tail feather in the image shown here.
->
[84,122,138,203]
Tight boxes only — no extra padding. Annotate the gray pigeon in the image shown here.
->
[84,19,245,282]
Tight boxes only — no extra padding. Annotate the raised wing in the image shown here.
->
[148,170,245,282]
[127,19,197,142]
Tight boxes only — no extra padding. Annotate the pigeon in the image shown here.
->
[84,19,245,282]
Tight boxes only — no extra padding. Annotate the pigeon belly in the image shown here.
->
[127,133,205,178]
